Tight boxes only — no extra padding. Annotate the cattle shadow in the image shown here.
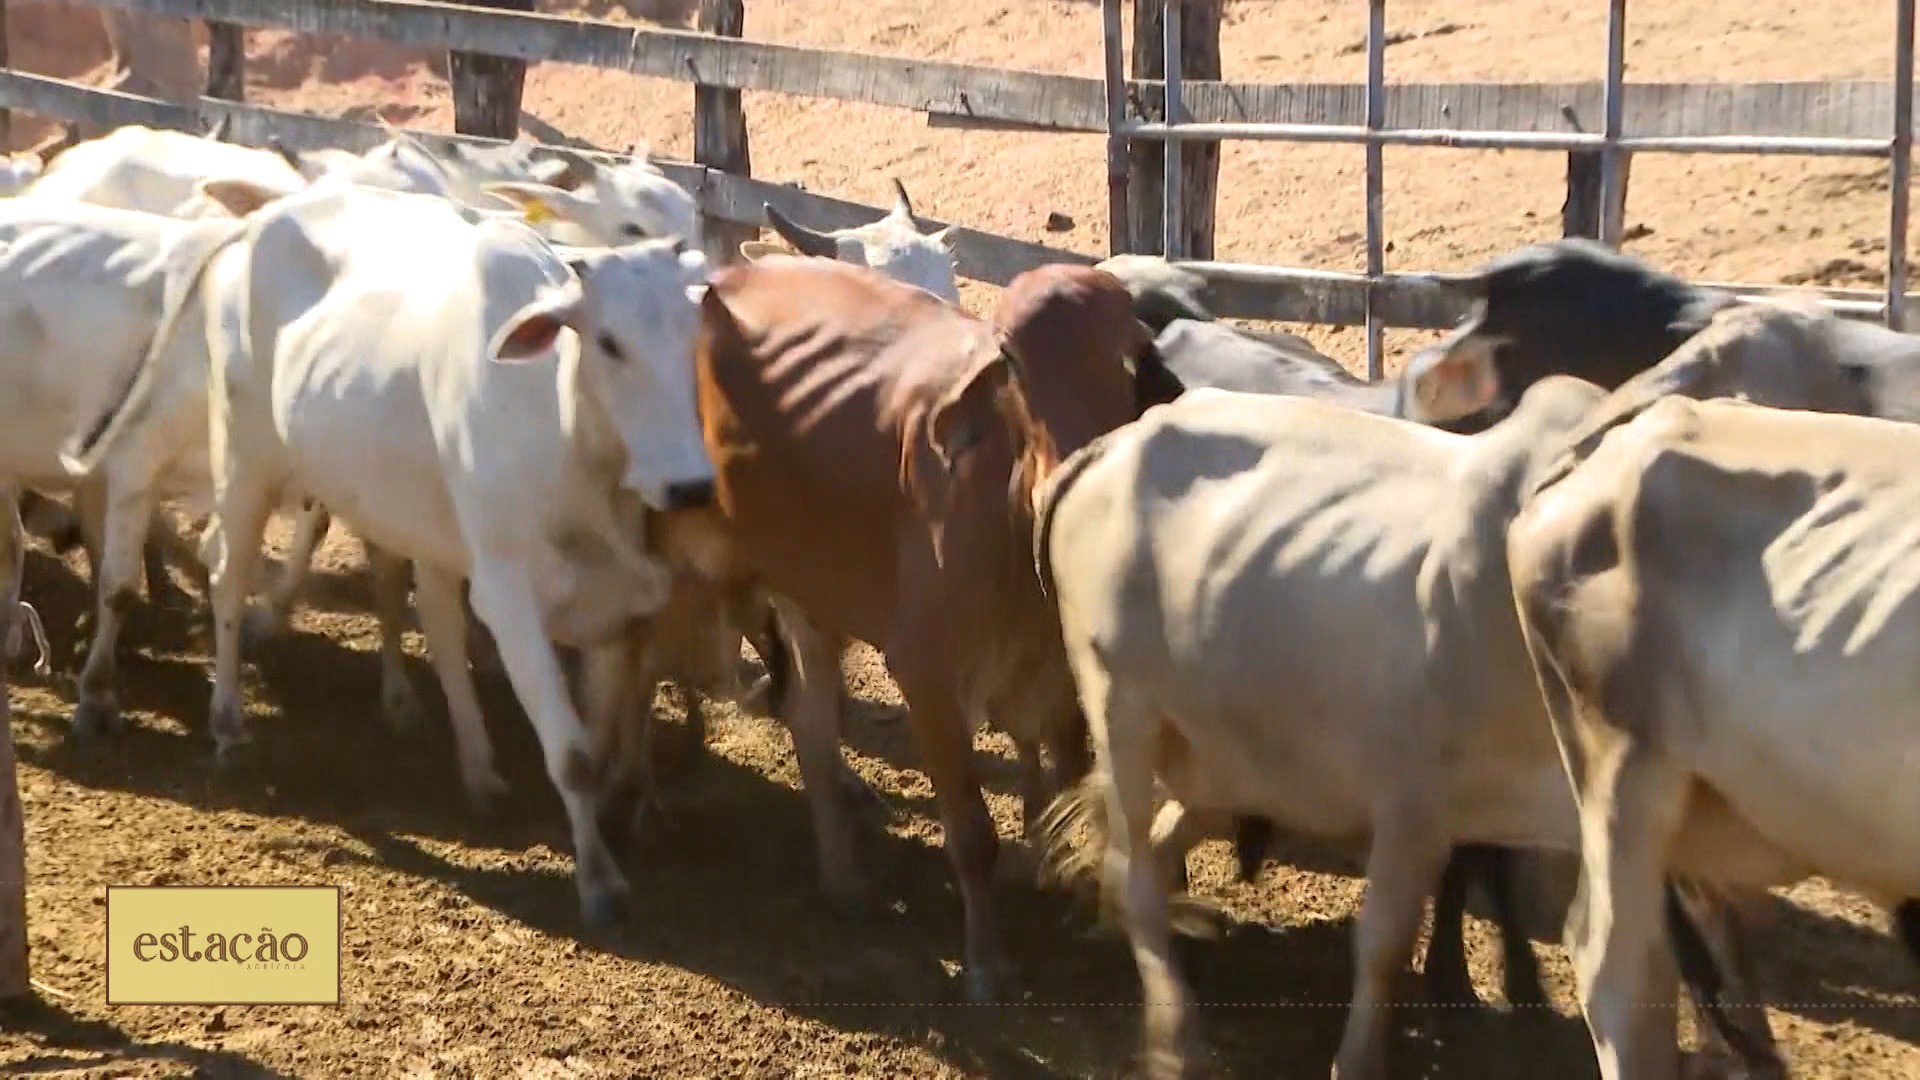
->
[0,996,293,1078]
[10,556,1598,1078]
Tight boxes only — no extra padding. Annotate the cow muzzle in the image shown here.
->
[664,478,716,511]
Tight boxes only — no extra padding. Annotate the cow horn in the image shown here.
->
[1413,270,1488,299]
[889,177,917,223]
[29,125,79,166]
[204,114,233,142]
[544,147,599,190]
[763,202,839,258]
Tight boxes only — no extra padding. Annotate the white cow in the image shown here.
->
[0,155,44,198]
[0,200,248,736]
[26,123,322,219]
[1505,303,1920,1080]
[739,179,958,302]
[63,182,716,926]
[1032,299,1917,1080]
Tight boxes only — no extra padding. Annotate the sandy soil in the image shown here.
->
[5,2,1920,1077]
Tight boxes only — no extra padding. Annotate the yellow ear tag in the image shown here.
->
[521,199,556,226]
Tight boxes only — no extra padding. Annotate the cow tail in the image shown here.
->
[60,220,251,478]
[1034,764,1118,923]
[1031,429,1121,601]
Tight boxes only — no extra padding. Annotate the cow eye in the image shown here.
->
[596,331,625,361]
[620,223,645,239]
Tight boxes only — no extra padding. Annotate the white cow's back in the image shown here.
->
[0,200,234,490]
[232,184,575,575]
[28,125,307,218]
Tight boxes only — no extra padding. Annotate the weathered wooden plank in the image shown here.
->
[694,0,753,266]
[60,0,1920,139]
[0,69,1089,288]
[205,21,245,103]
[0,71,1904,326]
[0,701,25,1002]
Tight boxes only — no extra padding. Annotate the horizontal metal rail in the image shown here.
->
[1176,261,1906,323]
[1117,120,1894,157]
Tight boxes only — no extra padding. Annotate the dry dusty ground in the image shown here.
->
[5,1,1920,1077]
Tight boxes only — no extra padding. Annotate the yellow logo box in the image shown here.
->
[106,886,341,1005]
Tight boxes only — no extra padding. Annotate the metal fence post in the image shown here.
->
[1363,0,1387,380]
[1889,0,1915,329]
[1599,0,1629,246]
[1102,0,1131,256]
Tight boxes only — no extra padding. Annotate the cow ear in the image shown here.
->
[490,284,584,363]
[195,177,286,217]
[738,240,786,262]
[928,354,1008,471]
[927,226,958,256]
[1402,335,1503,425]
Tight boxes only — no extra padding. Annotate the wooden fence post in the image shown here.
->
[694,0,753,266]
[206,22,245,105]
[447,0,535,139]
[1126,0,1220,258]
[0,1,11,150]
[0,696,23,1002]
[1563,150,1632,241]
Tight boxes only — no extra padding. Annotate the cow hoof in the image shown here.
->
[381,684,426,737]
[213,738,255,769]
[210,706,253,765]
[70,698,122,740]
[461,770,511,818]
[963,962,1013,1004]
[239,607,282,651]
[579,885,630,932]
[1424,971,1482,1010]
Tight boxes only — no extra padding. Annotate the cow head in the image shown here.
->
[741,179,960,303]
[483,150,699,249]
[1093,253,1215,332]
[491,239,717,513]
[990,265,1146,479]
[1527,300,1878,500]
[1407,238,1737,430]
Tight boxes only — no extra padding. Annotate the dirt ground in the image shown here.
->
[5,2,1920,1077]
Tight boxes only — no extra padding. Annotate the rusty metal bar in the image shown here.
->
[1363,0,1385,379]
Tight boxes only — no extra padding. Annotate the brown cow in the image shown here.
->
[687,257,1141,999]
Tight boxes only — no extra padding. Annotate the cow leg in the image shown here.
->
[772,598,865,906]
[1332,804,1449,1080]
[251,497,332,639]
[1084,664,1195,1078]
[1667,880,1785,1080]
[414,562,508,814]
[1425,844,1549,1009]
[890,654,1009,1004]
[467,570,627,928]
[206,476,277,760]
[69,484,154,739]
[366,542,426,735]
[139,508,192,610]
[1569,739,1687,1080]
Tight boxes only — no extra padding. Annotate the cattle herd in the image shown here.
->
[1,119,1918,1080]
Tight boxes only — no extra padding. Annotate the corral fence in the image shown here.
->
[0,0,1910,381]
